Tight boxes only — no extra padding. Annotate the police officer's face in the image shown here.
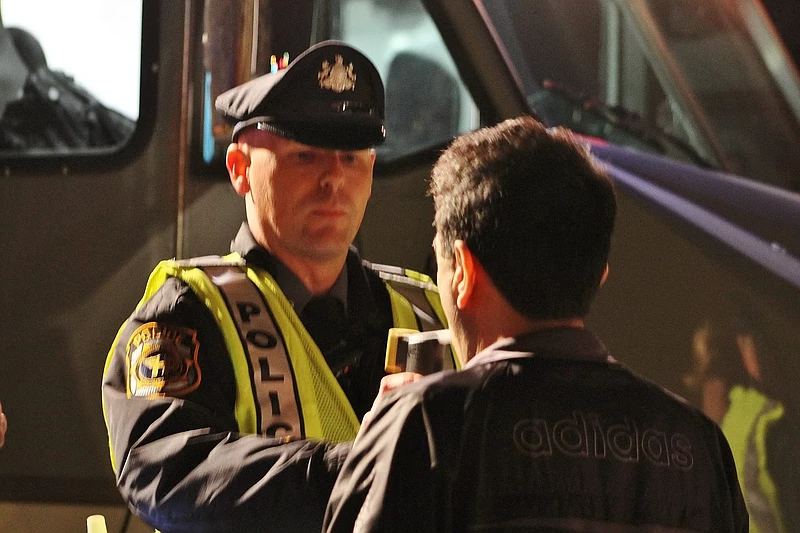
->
[236,130,375,263]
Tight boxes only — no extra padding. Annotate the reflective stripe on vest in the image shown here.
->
[127,255,452,445]
[721,385,786,533]
[101,255,264,473]
[384,282,419,330]
[125,254,359,442]
[187,257,359,443]
[203,266,304,439]
[369,262,460,371]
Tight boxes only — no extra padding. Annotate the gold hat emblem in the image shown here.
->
[318,55,357,92]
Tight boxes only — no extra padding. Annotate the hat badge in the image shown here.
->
[318,55,357,92]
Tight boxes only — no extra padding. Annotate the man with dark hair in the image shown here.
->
[324,116,748,532]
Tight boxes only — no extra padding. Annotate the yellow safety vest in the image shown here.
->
[110,253,455,446]
[721,385,786,533]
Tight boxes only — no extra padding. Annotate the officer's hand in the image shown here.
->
[0,400,7,449]
[357,372,422,442]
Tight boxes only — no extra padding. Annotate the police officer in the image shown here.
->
[102,41,452,533]
[714,304,800,533]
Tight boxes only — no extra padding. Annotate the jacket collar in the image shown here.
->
[465,327,611,369]
[229,222,348,314]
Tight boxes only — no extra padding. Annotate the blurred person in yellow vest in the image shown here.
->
[690,294,800,533]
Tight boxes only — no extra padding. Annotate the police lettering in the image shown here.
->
[258,358,284,381]
[237,302,260,323]
[513,411,693,470]
[266,422,293,438]
[247,330,278,349]
[207,266,303,440]
[236,298,297,437]
[130,326,185,349]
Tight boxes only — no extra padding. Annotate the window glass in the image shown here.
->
[199,0,478,167]
[480,1,800,522]
[335,0,479,160]
[0,0,141,155]
[480,0,800,192]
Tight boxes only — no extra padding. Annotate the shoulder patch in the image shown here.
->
[126,322,201,399]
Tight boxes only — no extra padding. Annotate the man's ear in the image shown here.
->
[453,240,476,310]
[226,143,251,197]
[600,263,609,286]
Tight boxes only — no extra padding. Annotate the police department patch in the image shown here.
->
[126,322,201,398]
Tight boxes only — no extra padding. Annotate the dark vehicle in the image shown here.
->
[1,1,798,531]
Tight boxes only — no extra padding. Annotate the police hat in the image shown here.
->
[215,40,385,150]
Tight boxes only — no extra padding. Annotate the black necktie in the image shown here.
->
[300,295,347,354]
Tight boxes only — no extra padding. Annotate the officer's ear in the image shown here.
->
[226,143,251,197]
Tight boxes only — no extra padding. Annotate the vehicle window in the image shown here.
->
[480,1,800,523]
[0,0,141,157]
[198,0,478,168]
[480,0,800,193]
[334,0,479,160]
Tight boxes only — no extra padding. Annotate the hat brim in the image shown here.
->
[234,116,385,150]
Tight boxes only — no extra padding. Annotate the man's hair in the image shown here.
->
[429,116,616,319]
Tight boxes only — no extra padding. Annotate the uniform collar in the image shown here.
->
[465,326,611,369]
[230,222,348,314]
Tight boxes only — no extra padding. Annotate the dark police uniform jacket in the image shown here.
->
[325,327,749,533]
[102,224,450,533]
